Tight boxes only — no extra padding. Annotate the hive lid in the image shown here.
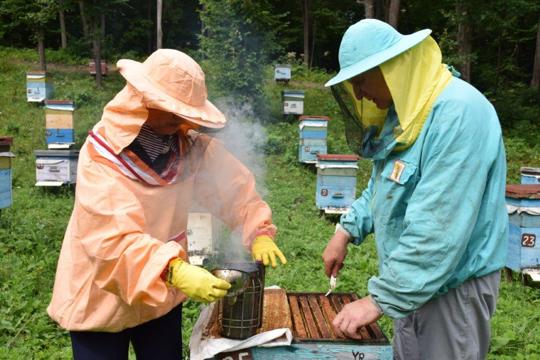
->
[317,154,360,162]
[34,149,80,157]
[26,71,47,76]
[0,137,13,146]
[45,100,75,111]
[299,115,330,121]
[521,167,540,175]
[282,90,305,96]
[505,184,540,199]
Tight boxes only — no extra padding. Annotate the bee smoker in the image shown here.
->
[218,261,265,339]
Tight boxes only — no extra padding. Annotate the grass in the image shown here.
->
[0,47,539,359]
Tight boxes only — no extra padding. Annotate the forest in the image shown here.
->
[1,0,539,119]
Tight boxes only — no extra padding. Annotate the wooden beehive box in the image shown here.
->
[274,64,291,83]
[44,100,75,149]
[89,60,108,76]
[187,212,217,266]
[206,290,392,360]
[282,90,305,115]
[26,71,54,103]
[298,115,329,164]
[34,149,79,186]
[315,154,360,214]
[0,137,15,209]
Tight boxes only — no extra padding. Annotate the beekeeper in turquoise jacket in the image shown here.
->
[322,19,508,360]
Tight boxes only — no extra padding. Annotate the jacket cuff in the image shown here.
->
[335,223,351,237]
[368,294,384,316]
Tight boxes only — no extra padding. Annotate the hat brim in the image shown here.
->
[325,29,432,87]
[117,59,226,129]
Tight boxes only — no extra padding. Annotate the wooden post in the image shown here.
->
[156,0,163,49]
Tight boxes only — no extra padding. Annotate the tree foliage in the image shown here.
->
[199,0,288,113]
[0,0,538,124]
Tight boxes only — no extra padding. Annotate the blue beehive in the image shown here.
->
[274,64,291,83]
[316,154,360,214]
[26,71,54,103]
[0,137,15,209]
[505,185,540,277]
[298,115,329,163]
[521,167,540,185]
[45,100,75,149]
[282,90,305,115]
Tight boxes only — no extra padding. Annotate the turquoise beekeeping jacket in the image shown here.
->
[340,77,508,319]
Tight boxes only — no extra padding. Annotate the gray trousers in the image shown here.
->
[393,271,500,360]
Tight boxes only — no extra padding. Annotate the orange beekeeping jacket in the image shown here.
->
[47,86,276,332]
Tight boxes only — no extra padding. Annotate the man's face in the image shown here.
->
[145,108,199,135]
[349,67,393,109]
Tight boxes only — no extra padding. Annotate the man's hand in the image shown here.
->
[332,296,383,339]
[322,230,350,277]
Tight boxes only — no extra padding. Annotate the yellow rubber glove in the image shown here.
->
[166,258,231,303]
[251,235,287,268]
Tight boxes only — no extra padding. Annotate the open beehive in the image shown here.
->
[205,289,388,343]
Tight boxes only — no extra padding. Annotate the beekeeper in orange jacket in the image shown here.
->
[47,49,287,359]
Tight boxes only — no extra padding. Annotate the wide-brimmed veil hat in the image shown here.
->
[117,49,226,128]
[325,19,431,87]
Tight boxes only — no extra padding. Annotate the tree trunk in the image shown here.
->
[147,0,153,52]
[91,19,102,88]
[357,0,374,19]
[59,0,67,49]
[456,1,472,82]
[374,0,385,21]
[101,14,106,37]
[310,16,316,69]
[303,0,310,67]
[37,30,47,71]
[387,0,400,28]
[156,0,163,49]
[79,1,89,38]
[531,19,540,89]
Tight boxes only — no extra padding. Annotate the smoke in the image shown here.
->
[213,98,268,196]
[192,97,269,265]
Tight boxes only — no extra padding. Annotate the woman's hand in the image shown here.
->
[251,235,287,268]
[166,259,231,302]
